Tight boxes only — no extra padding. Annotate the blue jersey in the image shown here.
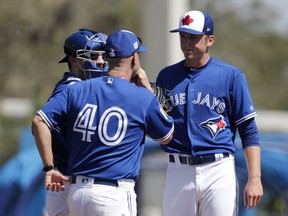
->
[38,76,174,181]
[47,72,81,175]
[156,57,257,155]
[48,72,81,99]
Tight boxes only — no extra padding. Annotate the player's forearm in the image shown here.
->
[32,115,54,166]
[134,67,154,93]
[243,145,263,208]
[244,146,261,179]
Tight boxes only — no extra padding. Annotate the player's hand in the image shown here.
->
[243,177,263,209]
[45,170,70,192]
[131,68,153,93]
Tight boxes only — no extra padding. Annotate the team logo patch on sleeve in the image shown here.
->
[200,115,226,139]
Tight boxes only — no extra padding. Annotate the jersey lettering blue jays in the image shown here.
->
[38,76,174,180]
[156,57,257,155]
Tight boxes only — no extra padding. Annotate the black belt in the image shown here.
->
[70,175,118,187]
[169,153,230,165]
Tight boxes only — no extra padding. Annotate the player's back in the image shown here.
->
[66,76,154,125]
[63,76,161,180]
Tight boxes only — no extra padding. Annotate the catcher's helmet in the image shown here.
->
[59,29,108,78]
[76,32,108,78]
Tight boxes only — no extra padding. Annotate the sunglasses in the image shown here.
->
[77,50,107,61]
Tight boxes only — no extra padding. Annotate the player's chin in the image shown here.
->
[182,50,194,57]
[183,53,196,60]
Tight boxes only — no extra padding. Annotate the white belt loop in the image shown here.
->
[117,179,135,189]
[214,153,224,161]
[171,153,181,164]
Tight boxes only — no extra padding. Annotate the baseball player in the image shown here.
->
[156,10,263,216]
[44,28,108,216]
[32,30,174,216]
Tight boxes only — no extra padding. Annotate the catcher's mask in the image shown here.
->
[59,29,108,79]
[77,33,108,79]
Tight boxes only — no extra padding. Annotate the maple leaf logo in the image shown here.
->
[216,119,226,129]
[182,15,193,26]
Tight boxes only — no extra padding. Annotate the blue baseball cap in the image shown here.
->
[105,30,147,58]
[170,10,214,35]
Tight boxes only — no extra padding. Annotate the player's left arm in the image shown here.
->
[238,118,263,209]
[32,114,54,167]
[243,146,263,209]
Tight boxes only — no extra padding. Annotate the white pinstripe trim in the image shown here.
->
[153,124,174,142]
[67,77,81,82]
[235,112,257,125]
[126,190,132,215]
[37,110,54,130]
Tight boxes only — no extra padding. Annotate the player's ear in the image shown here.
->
[207,35,215,46]
[131,53,138,67]
[69,56,78,64]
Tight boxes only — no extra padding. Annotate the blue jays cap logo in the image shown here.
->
[200,115,226,139]
[182,15,194,26]
[108,47,116,57]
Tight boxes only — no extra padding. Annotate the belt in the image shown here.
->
[70,175,118,187]
[169,153,230,165]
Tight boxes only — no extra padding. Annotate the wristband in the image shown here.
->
[42,164,55,172]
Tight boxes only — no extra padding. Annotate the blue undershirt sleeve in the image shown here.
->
[238,118,260,149]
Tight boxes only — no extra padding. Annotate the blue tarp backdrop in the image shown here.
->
[0,128,46,216]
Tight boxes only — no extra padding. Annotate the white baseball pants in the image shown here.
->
[162,154,238,216]
[45,181,71,216]
[67,176,136,216]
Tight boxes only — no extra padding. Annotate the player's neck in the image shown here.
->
[107,69,130,81]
